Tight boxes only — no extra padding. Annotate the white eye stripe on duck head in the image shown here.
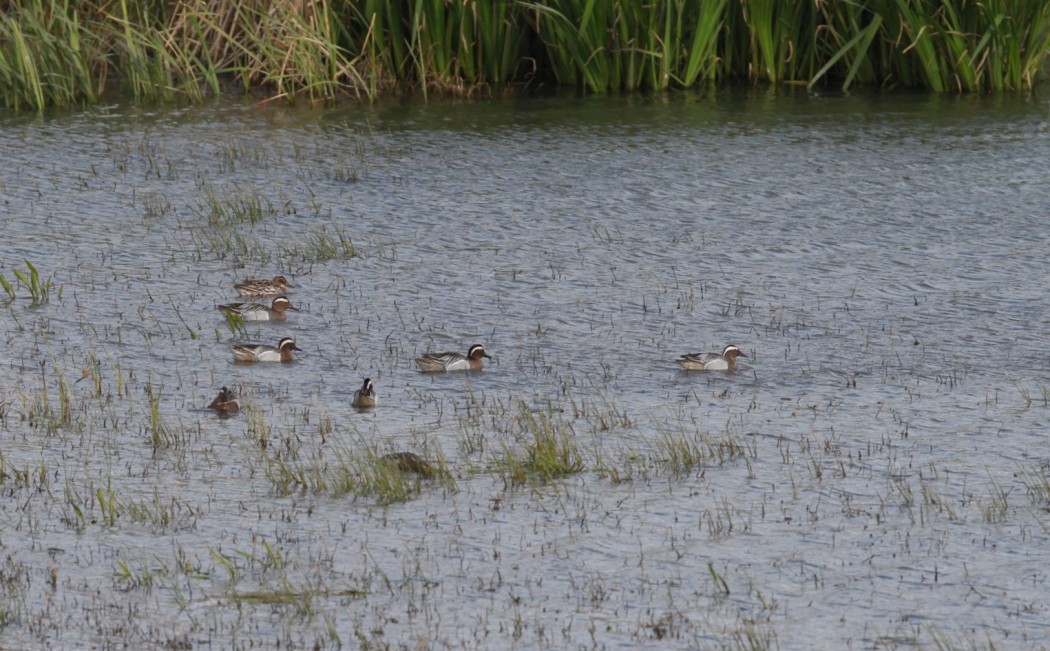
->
[722,345,745,357]
[468,344,491,359]
[278,337,301,351]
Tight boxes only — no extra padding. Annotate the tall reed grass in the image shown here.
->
[1,0,1048,111]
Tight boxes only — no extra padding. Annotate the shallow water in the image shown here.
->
[2,88,1050,649]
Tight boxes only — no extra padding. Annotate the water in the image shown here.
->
[1,88,1049,649]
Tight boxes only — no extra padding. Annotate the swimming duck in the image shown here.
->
[676,345,747,371]
[231,337,302,363]
[208,386,240,413]
[352,378,377,409]
[217,296,297,321]
[415,344,491,372]
[233,275,293,298]
[382,452,436,478]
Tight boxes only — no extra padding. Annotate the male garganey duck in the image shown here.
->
[676,345,747,371]
[231,337,302,363]
[415,344,491,372]
[217,296,297,321]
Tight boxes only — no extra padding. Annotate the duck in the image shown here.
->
[208,386,240,414]
[233,275,293,298]
[231,337,302,363]
[352,378,377,409]
[382,452,436,478]
[217,296,297,321]
[676,345,747,371]
[415,344,491,372]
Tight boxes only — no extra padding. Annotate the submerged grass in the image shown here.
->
[2,0,1048,111]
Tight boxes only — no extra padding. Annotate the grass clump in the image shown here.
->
[654,421,751,477]
[656,427,709,477]
[497,401,583,487]
[1017,463,1050,507]
[280,226,356,263]
[191,228,269,264]
[196,184,276,227]
[4,259,54,305]
[263,439,450,504]
[146,385,182,451]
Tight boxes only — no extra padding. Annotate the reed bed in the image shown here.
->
[1,0,1048,111]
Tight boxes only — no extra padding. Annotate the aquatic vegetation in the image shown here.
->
[146,385,181,451]
[221,308,247,338]
[279,226,356,263]
[977,478,1010,524]
[496,401,583,486]
[21,371,76,435]
[0,273,15,301]
[261,433,451,504]
[191,227,270,264]
[524,0,729,91]
[656,427,709,477]
[3,0,1049,110]
[196,184,276,227]
[0,0,100,111]
[653,414,752,477]
[7,259,53,305]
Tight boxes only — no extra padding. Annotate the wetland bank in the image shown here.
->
[2,90,1050,649]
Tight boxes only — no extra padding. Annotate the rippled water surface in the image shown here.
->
[2,89,1050,649]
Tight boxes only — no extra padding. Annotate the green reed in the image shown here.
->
[348,0,408,97]
[0,273,15,301]
[104,0,186,102]
[410,0,530,95]
[523,0,650,92]
[889,0,1050,92]
[11,260,52,305]
[808,4,883,92]
[680,0,729,86]
[2,0,1049,110]
[219,1,350,101]
[0,0,101,111]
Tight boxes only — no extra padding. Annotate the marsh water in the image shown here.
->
[2,88,1050,649]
